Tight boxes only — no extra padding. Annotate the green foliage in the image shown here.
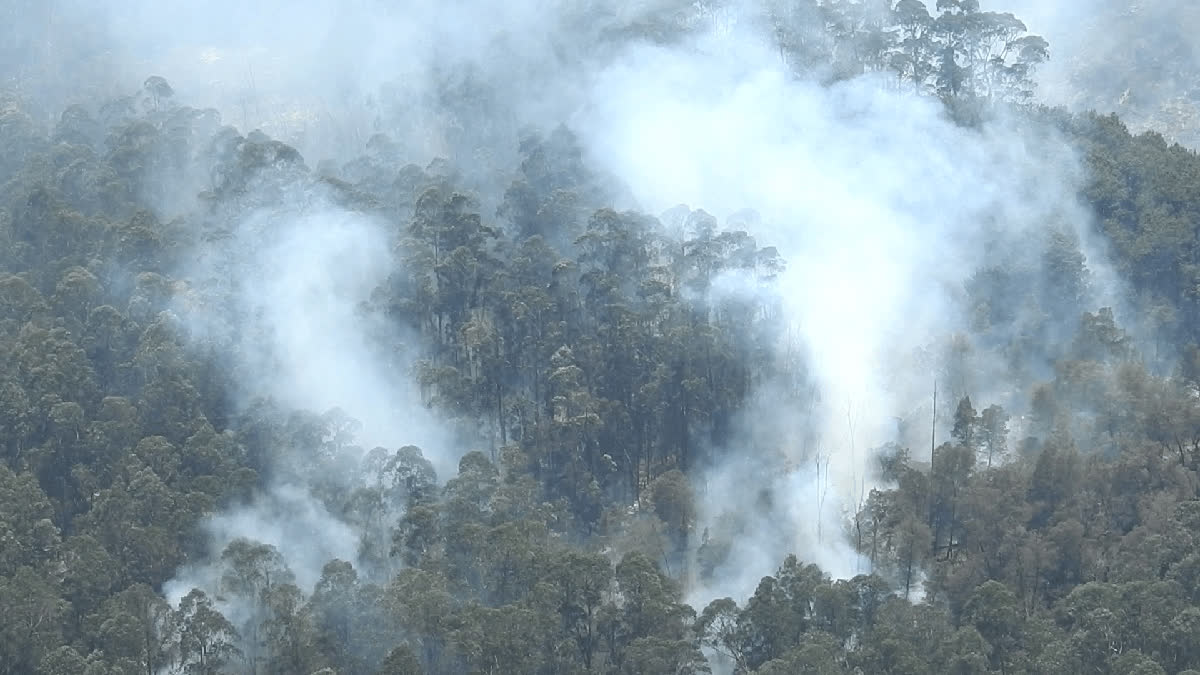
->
[0,6,1199,673]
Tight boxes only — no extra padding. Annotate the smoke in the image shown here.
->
[6,0,1156,619]
[993,0,1200,146]
[165,193,458,616]
[191,204,450,469]
[162,485,361,605]
[9,0,668,169]
[572,25,1128,599]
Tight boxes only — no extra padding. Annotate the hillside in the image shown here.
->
[3,2,1200,674]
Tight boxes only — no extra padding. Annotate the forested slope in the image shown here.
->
[2,1,1200,675]
[1005,0,1200,149]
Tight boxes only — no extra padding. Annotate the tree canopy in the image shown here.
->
[2,1,1200,674]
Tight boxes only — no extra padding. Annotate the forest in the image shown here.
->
[3,0,1200,674]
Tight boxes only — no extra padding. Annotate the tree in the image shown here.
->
[384,569,454,671]
[895,514,933,599]
[1171,607,1200,670]
[261,582,318,674]
[450,603,549,675]
[0,463,61,577]
[547,551,612,669]
[377,644,423,675]
[952,396,978,450]
[379,445,437,507]
[310,559,360,669]
[695,597,747,671]
[174,589,240,675]
[87,583,174,675]
[218,538,295,670]
[962,580,1023,672]
[36,646,110,675]
[61,535,117,632]
[622,636,710,675]
[977,404,1009,468]
[0,566,70,675]
[648,469,696,572]
[142,76,174,111]
[757,634,847,674]
[891,0,936,90]
[945,626,990,675]
[930,441,975,559]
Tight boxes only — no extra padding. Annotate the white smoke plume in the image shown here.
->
[572,25,1127,599]
[163,197,457,612]
[7,0,1151,613]
[197,205,449,468]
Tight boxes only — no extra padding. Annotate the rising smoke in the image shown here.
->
[995,0,1200,146]
[162,198,455,606]
[2,0,1158,631]
[571,21,1130,601]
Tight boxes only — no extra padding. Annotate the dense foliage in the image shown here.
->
[3,1,1200,675]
